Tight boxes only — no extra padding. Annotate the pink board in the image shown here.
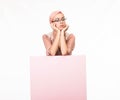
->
[30,56,86,100]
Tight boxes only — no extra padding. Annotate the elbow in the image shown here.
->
[62,53,67,56]
[46,48,56,56]
[49,50,56,56]
[50,53,56,56]
[67,49,72,55]
[46,52,55,56]
[61,50,68,56]
[61,48,72,56]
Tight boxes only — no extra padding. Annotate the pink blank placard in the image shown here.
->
[30,56,86,100]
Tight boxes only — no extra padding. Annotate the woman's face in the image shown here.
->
[52,13,66,30]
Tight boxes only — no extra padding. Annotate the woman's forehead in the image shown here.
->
[54,13,64,19]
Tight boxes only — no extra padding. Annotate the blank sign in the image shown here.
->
[30,56,86,100]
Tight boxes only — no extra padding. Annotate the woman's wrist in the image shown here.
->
[61,31,66,36]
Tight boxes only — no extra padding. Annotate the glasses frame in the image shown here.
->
[52,17,66,23]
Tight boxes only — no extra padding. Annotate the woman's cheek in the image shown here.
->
[64,23,67,27]
[63,24,66,28]
[55,24,59,28]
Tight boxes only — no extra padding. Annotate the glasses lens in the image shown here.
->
[53,17,66,22]
[61,17,66,21]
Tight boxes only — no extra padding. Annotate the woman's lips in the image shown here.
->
[60,25,65,28]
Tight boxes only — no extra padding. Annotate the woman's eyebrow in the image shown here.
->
[55,17,65,19]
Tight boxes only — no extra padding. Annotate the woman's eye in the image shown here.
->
[56,19,59,22]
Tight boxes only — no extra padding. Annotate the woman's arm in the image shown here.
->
[42,34,52,55]
[42,24,61,56]
[66,34,75,55]
[60,33,75,55]
[49,31,60,56]
[60,25,75,55]
[60,31,68,55]
[42,33,60,56]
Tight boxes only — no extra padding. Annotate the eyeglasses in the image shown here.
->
[52,17,66,22]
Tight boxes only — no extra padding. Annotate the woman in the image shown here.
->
[42,10,75,56]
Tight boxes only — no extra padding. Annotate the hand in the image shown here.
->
[61,24,69,33]
[50,23,60,32]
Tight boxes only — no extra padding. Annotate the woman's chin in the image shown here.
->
[59,27,64,31]
[59,29,62,31]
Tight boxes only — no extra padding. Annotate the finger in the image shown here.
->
[53,24,56,30]
[66,24,69,28]
[51,23,56,30]
[64,25,68,30]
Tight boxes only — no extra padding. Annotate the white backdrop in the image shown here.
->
[0,0,120,100]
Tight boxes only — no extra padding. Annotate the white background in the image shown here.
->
[0,0,120,100]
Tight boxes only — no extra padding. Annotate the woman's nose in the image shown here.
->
[60,20,64,24]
